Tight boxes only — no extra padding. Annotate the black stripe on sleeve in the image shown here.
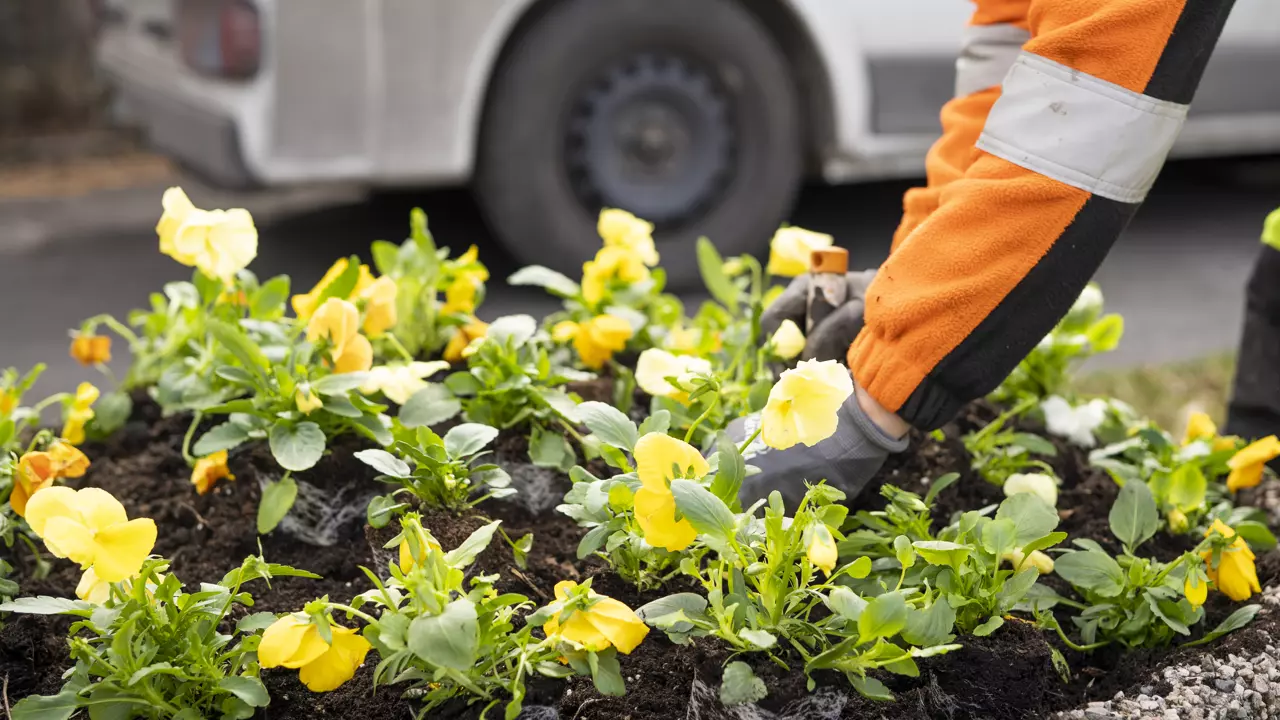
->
[1144,0,1237,104]
[897,195,1140,430]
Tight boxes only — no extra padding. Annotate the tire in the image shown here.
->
[475,0,803,288]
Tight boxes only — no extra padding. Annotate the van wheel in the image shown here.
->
[475,0,803,288]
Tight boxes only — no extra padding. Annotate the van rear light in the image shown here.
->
[177,0,260,80]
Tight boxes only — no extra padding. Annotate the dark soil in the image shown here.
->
[3,396,1277,720]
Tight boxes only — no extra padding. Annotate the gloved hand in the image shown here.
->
[728,386,909,510]
[761,269,877,362]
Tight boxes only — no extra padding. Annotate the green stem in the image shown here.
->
[684,397,720,444]
[326,602,380,625]
[384,333,416,362]
[1050,621,1109,653]
[181,411,203,464]
[92,314,142,347]
[738,427,762,455]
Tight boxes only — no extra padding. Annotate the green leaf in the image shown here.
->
[218,677,270,708]
[1182,604,1261,648]
[981,519,1018,556]
[310,372,372,395]
[252,275,291,318]
[350,413,394,447]
[315,255,362,305]
[588,649,626,697]
[268,421,326,472]
[444,520,502,567]
[924,473,960,507]
[636,593,709,628]
[849,675,894,701]
[902,599,956,647]
[577,402,638,452]
[825,587,868,622]
[696,237,739,313]
[508,265,582,297]
[530,426,575,470]
[207,319,270,384]
[11,689,79,720]
[1011,433,1058,456]
[1166,464,1207,512]
[370,240,400,275]
[858,591,908,644]
[0,596,91,615]
[215,366,257,385]
[1110,479,1159,551]
[710,431,745,507]
[90,391,132,436]
[670,479,736,540]
[996,493,1060,546]
[1087,314,1124,352]
[973,616,1004,637]
[257,476,298,535]
[444,423,499,457]
[738,628,777,649]
[1233,521,1277,551]
[577,525,613,560]
[236,612,278,634]
[194,422,251,456]
[399,384,461,428]
[912,541,973,571]
[487,315,538,347]
[408,599,479,671]
[1019,531,1069,558]
[996,568,1042,613]
[445,371,482,396]
[638,410,671,437]
[1053,550,1125,597]
[894,535,915,570]
[366,494,403,529]
[354,449,411,478]
[720,661,768,706]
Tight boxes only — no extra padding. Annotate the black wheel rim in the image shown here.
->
[564,52,737,230]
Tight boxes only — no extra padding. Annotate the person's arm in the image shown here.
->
[893,0,1032,249]
[852,0,1236,431]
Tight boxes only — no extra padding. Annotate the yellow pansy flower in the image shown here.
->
[69,334,111,366]
[766,226,833,277]
[598,208,659,267]
[806,525,838,575]
[291,258,377,320]
[634,349,711,401]
[397,520,443,573]
[306,298,373,374]
[0,389,15,416]
[75,567,112,604]
[1203,519,1261,601]
[61,382,99,445]
[633,433,707,552]
[25,486,157,583]
[1226,436,1280,492]
[155,187,258,284]
[573,314,633,370]
[296,386,323,415]
[444,319,489,364]
[10,443,90,518]
[581,246,650,305]
[1168,508,1190,534]
[760,359,854,450]
[259,615,372,693]
[551,320,580,343]
[769,319,806,360]
[1003,473,1058,508]
[1184,570,1208,610]
[362,361,450,405]
[1003,548,1055,575]
[191,451,234,495]
[358,275,399,337]
[1182,411,1238,452]
[541,580,649,654]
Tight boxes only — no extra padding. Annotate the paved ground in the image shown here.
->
[0,157,1276,400]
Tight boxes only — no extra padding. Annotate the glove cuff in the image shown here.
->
[844,390,910,454]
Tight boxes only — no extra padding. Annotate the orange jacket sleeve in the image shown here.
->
[893,0,1031,249]
[852,0,1235,430]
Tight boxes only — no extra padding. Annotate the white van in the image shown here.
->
[98,0,1280,283]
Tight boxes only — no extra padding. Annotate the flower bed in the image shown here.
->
[2,193,1279,720]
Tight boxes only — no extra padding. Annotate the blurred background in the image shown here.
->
[2,0,1279,426]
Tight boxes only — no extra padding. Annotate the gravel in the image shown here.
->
[1056,585,1280,720]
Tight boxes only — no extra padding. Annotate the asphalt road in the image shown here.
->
[1,156,1276,401]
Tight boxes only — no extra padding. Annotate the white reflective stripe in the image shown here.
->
[976,52,1188,204]
[954,23,1030,98]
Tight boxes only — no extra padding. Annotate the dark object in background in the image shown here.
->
[475,0,804,286]
[1226,243,1280,461]
[0,0,104,139]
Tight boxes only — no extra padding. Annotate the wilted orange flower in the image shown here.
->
[70,334,112,366]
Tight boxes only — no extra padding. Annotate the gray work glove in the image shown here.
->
[727,388,909,510]
[761,269,878,362]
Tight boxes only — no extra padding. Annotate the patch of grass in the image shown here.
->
[1074,353,1237,432]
